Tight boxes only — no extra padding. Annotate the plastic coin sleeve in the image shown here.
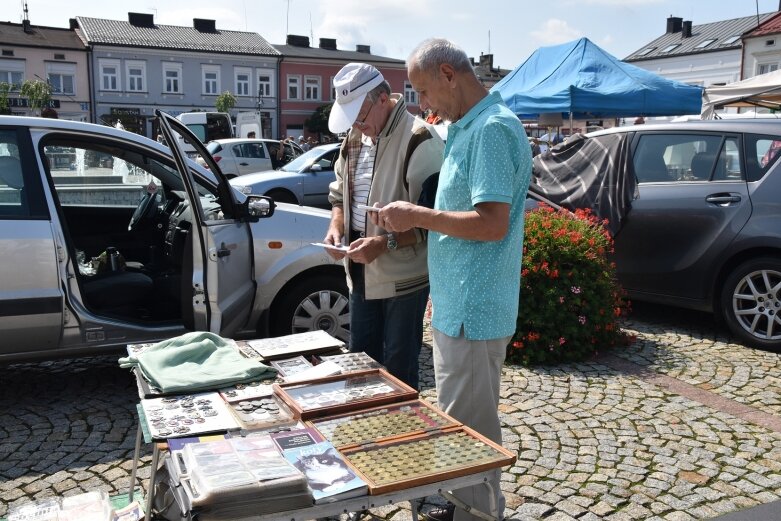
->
[318,352,382,373]
[228,394,295,429]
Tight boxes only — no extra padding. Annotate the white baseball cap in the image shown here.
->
[328,63,385,133]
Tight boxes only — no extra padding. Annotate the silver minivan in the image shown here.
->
[0,113,349,362]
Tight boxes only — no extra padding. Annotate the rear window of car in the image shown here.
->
[206,142,223,154]
[745,134,781,182]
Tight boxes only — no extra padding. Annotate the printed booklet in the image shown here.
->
[282,441,367,503]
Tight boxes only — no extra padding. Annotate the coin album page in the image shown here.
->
[318,352,382,373]
[309,400,458,449]
[246,330,345,360]
[141,392,239,439]
[269,355,314,377]
[342,427,516,494]
[219,381,276,403]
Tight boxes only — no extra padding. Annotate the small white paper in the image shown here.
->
[311,242,349,252]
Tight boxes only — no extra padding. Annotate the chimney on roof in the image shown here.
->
[682,20,692,38]
[128,12,154,27]
[287,34,310,47]
[193,18,216,32]
[22,1,32,33]
[479,54,494,69]
[69,18,78,30]
[666,16,683,34]
[356,44,371,54]
[319,38,337,50]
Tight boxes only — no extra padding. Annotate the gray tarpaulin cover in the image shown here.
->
[529,132,638,236]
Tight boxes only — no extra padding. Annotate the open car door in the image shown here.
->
[157,110,255,336]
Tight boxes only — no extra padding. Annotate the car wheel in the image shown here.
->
[266,189,298,205]
[272,275,350,343]
[720,257,781,350]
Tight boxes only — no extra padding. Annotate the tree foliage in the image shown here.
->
[305,104,332,135]
[20,79,52,116]
[215,91,237,113]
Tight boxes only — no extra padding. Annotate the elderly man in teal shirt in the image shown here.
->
[378,38,532,521]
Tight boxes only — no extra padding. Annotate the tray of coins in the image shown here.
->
[274,368,417,420]
[340,426,516,495]
[269,355,314,378]
[140,392,239,440]
[219,380,276,403]
[317,351,382,373]
[227,394,297,430]
[308,400,459,449]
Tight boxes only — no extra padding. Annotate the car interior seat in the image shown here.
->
[82,245,154,317]
[0,156,27,213]
[690,152,716,180]
[635,145,671,183]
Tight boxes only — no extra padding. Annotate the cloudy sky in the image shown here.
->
[9,0,780,69]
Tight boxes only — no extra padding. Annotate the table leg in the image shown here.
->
[128,421,143,502]
[144,443,161,519]
[441,478,499,521]
[410,497,420,521]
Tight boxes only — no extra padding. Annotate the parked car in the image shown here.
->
[535,120,781,350]
[199,138,304,178]
[230,143,340,208]
[0,115,349,363]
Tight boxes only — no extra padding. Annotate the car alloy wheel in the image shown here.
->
[722,257,781,349]
[272,275,350,343]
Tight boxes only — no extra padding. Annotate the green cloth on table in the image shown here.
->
[118,331,276,393]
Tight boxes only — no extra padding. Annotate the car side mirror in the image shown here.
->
[246,195,275,219]
[309,164,322,172]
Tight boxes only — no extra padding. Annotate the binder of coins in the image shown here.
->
[308,400,459,449]
[227,394,297,430]
[274,368,417,420]
[318,351,382,373]
[341,426,517,495]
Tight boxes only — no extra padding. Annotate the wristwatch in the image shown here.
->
[386,233,398,251]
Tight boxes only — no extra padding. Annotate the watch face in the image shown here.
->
[387,234,398,250]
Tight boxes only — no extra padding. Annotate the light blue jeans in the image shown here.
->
[348,264,429,390]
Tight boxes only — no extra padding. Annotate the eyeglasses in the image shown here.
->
[354,98,376,128]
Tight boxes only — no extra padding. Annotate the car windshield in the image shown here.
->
[282,146,330,172]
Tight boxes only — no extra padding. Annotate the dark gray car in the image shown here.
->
[536,120,781,350]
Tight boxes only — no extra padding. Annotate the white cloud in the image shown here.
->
[530,19,583,45]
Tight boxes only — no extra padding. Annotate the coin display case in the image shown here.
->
[308,400,458,449]
[140,392,238,440]
[227,394,297,430]
[274,369,417,420]
[317,352,382,373]
[341,426,516,495]
[269,355,314,378]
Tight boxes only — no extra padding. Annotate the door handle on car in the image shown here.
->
[705,193,742,206]
[239,162,249,166]
[209,243,232,260]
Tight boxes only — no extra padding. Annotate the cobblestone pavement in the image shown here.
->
[3,303,781,520]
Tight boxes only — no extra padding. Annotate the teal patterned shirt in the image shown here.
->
[429,91,532,340]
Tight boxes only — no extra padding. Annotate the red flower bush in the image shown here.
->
[508,205,632,366]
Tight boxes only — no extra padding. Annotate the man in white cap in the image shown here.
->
[323,62,444,390]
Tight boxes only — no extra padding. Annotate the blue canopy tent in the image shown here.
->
[491,37,702,119]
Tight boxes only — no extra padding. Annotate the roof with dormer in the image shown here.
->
[624,12,776,62]
[75,16,279,56]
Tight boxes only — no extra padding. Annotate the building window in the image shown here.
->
[404,82,417,105]
[202,65,220,95]
[46,62,76,95]
[235,67,251,96]
[257,70,274,98]
[99,59,120,91]
[720,35,740,46]
[636,47,655,56]
[0,59,24,90]
[330,76,335,100]
[304,76,320,100]
[758,63,779,75]
[287,75,300,100]
[126,60,146,92]
[162,62,182,93]
[695,39,716,49]
[660,44,680,54]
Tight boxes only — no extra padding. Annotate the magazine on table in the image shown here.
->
[282,440,367,503]
[270,426,324,452]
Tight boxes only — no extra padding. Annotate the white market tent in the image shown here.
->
[701,70,781,118]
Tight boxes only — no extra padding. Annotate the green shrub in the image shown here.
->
[508,204,631,366]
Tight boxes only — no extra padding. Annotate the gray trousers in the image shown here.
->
[432,328,510,521]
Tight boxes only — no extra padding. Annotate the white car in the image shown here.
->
[201,138,303,178]
[0,114,349,362]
